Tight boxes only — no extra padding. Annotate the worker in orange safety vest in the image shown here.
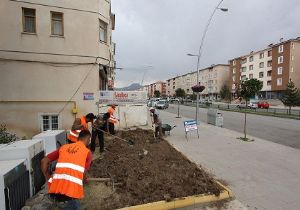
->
[107,105,118,135]
[67,113,96,143]
[41,130,93,210]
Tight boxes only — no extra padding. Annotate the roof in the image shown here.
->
[229,37,300,61]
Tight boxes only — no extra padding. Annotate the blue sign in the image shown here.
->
[83,92,94,100]
[184,120,198,132]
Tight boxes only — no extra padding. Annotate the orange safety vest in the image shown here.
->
[48,141,89,199]
[108,107,118,124]
[68,116,88,143]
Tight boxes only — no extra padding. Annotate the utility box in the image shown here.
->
[207,108,223,127]
[0,139,45,197]
[0,159,30,210]
[33,130,67,155]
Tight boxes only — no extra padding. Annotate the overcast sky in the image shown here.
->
[111,0,300,88]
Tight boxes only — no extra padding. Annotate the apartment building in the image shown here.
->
[0,0,116,137]
[166,64,230,99]
[148,81,166,97]
[229,38,300,99]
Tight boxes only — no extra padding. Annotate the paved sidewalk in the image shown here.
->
[161,111,300,210]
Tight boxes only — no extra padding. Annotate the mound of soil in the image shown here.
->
[89,128,221,210]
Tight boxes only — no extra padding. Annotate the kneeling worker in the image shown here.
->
[41,130,93,210]
[68,113,96,143]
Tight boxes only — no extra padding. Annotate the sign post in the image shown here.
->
[183,120,199,140]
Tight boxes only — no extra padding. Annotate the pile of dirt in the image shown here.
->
[88,128,221,210]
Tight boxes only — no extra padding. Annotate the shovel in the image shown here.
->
[95,127,135,145]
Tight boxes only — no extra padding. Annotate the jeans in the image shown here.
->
[155,123,163,138]
[49,194,80,210]
[91,129,104,152]
[109,122,115,135]
[56,199,80,210]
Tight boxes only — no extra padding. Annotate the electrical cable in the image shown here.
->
[57,57,99,116]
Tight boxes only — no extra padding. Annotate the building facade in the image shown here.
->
[0,0,116,137]
[148,81,166,98]
[166,64,230,99]
[229,38,300,99]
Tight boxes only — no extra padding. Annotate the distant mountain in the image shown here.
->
[115,83,143,91]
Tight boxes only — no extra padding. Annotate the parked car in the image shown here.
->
[156,100,169,109]
[248,102,258,109]
[237,102,247,109]
[258,101,270,109]
[237,101,258,109]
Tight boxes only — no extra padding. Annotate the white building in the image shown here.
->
[0,0,116,137]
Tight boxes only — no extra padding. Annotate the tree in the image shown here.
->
[240,79,263,141]
[190,93,197,101]
[0,124,18,144]
[219,83,231,102]
[281,80,300,114]
[154,90,160,98]
[175,88,186,98]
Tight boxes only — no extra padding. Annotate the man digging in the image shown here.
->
[149,107,163,141]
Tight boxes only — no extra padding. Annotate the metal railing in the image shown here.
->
[178,101,300,119]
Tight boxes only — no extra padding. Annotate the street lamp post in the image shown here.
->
[187,0,228,124]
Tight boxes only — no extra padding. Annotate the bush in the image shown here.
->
[0,124,18,144]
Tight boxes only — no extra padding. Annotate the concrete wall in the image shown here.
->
[98,104,148,129]
[290,41,300,89]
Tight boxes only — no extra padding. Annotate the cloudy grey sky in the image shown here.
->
[111,0,300,88]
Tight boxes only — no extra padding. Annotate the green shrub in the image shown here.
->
[0,124,18,144]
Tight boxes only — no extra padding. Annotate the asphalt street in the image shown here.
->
[166,104,300,149]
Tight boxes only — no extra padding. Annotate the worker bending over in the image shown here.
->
[67,113,96,143]
[149,107,163,140]
[41,130,93,210]
[91,112,110,154]
[107,105,118,134]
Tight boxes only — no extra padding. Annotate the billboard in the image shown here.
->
[99,91,147,104]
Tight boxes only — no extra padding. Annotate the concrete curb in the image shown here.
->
[118,181,233,210]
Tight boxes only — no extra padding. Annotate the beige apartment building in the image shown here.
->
[229,37,300,99]
[0,0,116,137]
[148,81,166,98]
[166,64,230,99]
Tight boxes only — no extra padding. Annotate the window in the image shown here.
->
[241,67,247,72]
[278,56,283,64]
[232,75,236,82]
[277,78,282,86]
[267,70,272,77]
[259,62,264,68]
[99,19,108,43]
[259,52,264,59]
[249,74,253,79]
[249,56,254,62]
[278,45,284,53]
[241,58,247,64]
[291,67,294,73]
[51,12,63,36]
[268,50,272,57]
[267,81,272,86]
[41,115,59,131]
[241,75,247,81]
[233,60,236,65]
[249,65,253,70]
[292,43,295,49]
[267,60,272,67]
[259,72,264,78]
[291,55,294,61]
[233,68,236,74]
[22,8,36,33]
[277,67,283,75]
